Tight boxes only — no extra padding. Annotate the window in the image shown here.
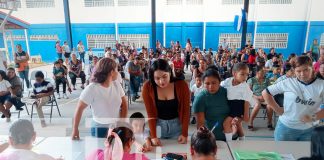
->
[119,34,149,48]
[254,33,288,49]
[259,0,292,4]
[118,0,148,6]
[166,0,182,5]
[320,33,324,47]
[86,34,116,49]
[0,0,21,10]
[186,0,203,5]
[218,33,252,48]
[6,35,25,41]
[84,0,114,7]
[26,0,55,8]
[30,35,58,41]
[222,0,255,5]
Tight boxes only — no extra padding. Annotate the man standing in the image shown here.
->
[128,56,142,102]
[14,44,30,88]
[55,40,63,59]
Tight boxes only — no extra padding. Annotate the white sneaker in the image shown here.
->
[57,93,61,99]
[63,93,69,99]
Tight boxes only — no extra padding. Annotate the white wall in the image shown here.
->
[1,0,65,24]
[1,0,323,24]
[309,0,324,21]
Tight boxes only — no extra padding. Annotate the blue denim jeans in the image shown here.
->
[57,52,62,59]
[91,120,110,138]
[274,120,313,141]
[157,118,182,139]
[79,52,85,63]
[130,75,141,97]
[18,70,30,88]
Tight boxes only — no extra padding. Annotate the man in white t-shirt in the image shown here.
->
[0,119,60,160]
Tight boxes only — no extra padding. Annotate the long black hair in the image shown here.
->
[149,59,175,86]
[191,126,217,156]
[202,65,221,82]
[0,70,8,81]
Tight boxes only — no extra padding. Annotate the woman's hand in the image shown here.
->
[177,135,187,144]
[300,115,312,123]
[71,129,80,140]
[151,138,162,146]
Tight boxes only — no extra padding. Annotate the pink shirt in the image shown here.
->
[86,149,149,160]
[314,61,322,73]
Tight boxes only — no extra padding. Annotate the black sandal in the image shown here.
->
[267,124,274,130]
[248,125,254,131]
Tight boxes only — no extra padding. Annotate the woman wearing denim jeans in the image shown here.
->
[263,56,324,141]
[142,59,190,146]
[14,44,30,89]
[77,40,86,63]
[72,58,128,139]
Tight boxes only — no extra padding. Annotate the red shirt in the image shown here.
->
[248,54,256,64]
[173,60,184,69]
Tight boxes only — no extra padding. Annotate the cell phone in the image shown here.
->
[162,153,187,160]
[30,95,37,99]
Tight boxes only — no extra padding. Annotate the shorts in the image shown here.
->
[0,93,11,104]
[157,118,182,139]
[228,100,245,118]
[64,52,71,58]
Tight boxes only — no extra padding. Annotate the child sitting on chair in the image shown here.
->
[190,74,204,124]
[130,112,152,152]
[86,122,149,160]
[221,63,253,141]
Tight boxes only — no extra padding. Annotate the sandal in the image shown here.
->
[248,125,254,131]
[267,124,274,130]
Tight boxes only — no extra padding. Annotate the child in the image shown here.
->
[221,62,253,141]
[0,70,15,122]
[129,112,152,152]
[190,74,204,124]
[191,126,217,160]
[266,64,281,84]
[53,61,68,99]
[86,122,149,160]
[57,59,72,93]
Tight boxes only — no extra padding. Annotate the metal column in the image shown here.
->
[241,0,249,50]
[63,0,73,49]
[151,0,156,51]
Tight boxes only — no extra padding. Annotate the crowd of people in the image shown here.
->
[0,37,323,159]
[66,38,323,159]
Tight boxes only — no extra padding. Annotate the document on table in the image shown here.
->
[281,154,295,160]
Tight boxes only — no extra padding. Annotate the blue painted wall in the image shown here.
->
[165,22,203,49]
[205,22,255,51]
[306,21,324,51]
[0,33,4,48]
[256,21,307,58]
[5,21,324,63]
